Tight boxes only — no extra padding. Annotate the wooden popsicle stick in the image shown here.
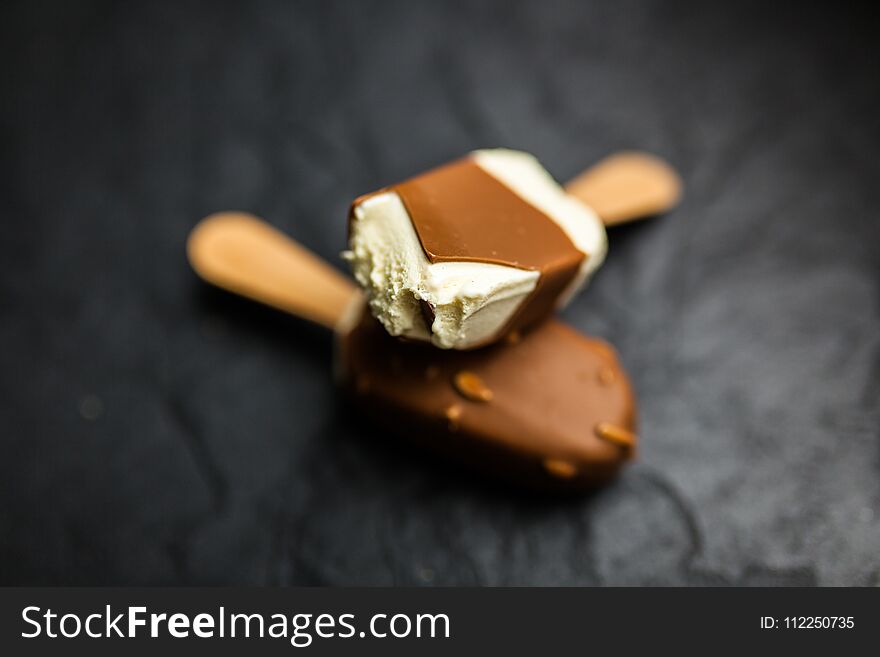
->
[187,212,363,332]
[565,151,682,226]
[187,152,682,330]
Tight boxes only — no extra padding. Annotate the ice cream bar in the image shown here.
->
[339,306,636,489]
[188,213,637,490]
[345,149,607,350]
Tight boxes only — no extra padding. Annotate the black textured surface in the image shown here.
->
[1,0,878,586]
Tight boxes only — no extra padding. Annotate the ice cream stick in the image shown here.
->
[188,151,681,330]
[187,212,363,333]
[565,151,682,225]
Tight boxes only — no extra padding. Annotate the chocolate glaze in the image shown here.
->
[394,158,581,269]
[339,312,637,490]
[394,158,586,342]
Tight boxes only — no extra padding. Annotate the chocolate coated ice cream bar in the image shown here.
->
[346,149,680,350]
[188,212,637,489]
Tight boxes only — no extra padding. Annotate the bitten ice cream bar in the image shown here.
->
[345,149,607,349]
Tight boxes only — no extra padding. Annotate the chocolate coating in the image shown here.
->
[394,158,585,341]
[394,158,581,269]
[338,312,637,490]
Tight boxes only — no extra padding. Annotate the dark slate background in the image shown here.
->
[1,0,878,586]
